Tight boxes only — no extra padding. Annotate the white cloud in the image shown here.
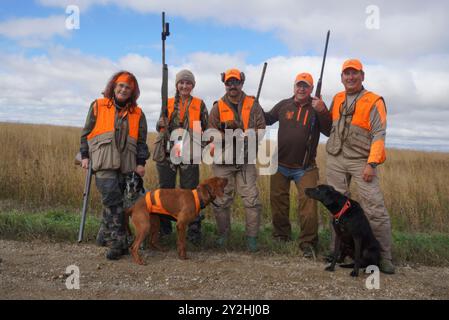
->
[0,15,69,44]
[36,0,449,61]
[2,0,449,151]
[1,48,448,151]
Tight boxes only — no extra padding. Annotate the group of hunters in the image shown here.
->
[80,58,395,275]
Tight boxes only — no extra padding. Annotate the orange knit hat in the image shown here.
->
[115,73,135,90]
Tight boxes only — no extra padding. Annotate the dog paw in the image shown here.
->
[132,254,146,265]
[134,258,146,265]
[350,270,359,277]
[325,266,335,272]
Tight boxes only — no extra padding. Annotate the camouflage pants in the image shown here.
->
[95,170,127,250]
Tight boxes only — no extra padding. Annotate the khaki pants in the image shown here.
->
[212,164,262,237]
[326,153,392,260]
[270,167,319,249]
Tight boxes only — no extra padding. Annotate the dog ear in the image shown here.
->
[214,177,226,197]
[197,183,211,203]
[205,178,223,198]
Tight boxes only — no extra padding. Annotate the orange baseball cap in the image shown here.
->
[224,68,242,82]
[342,59,363,72]
[295,72,314,86]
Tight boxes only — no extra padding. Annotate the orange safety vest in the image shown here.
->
[330,91,387,164]
[330,91,385,131]
[87,98,142,141]
[167,96,203,130]
[218,96,255,131]
[145,189,201,220]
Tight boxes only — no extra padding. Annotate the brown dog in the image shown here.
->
[125,177,228,265]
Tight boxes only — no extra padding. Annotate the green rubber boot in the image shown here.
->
[379,258,396,274]
[215,235,228,248]
[246,236,258,252]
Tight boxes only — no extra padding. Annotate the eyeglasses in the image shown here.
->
[225,79,242,87]
[295,82,310,89]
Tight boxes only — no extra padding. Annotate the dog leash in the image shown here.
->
[334,199,351,224]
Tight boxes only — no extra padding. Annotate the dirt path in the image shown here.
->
[1,239,448,300]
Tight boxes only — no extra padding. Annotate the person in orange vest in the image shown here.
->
[155,69,209,244]
[80,70,150,260]
[208,68,266,252]
[264,72,332,259]
[326,59,395,274]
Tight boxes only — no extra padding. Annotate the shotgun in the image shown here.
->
[239,62,268,184]
[302,30,330,169]
[75,152,92,243]
[161,11,170,122]
[161,11,170,153]
[152,12,172,162]
[314,30,330,99]
[256,62,268,102]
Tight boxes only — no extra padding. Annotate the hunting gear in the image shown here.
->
[208,68,266,252]
[80,70,150,260]
[74,153,92,243]
[152,11,171,163]
[264,72,331,258]
[155,69,209,244]
[302,30,330,169]
[325,58,395,274]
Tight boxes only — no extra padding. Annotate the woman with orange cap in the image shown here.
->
[155,69,208,244]
[80,70,150,260]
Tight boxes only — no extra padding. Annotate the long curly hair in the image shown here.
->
[103,71,140,111]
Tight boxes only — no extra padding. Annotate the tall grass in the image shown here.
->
[1,122,449,233]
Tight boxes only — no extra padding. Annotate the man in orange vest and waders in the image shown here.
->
[208,68,266,252]
[80,71,150,260]
[326,59,395,274]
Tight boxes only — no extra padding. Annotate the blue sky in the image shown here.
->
[1,0,449,152]
[0,0,289,64]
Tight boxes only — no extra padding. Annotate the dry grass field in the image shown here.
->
[1,122,448,233]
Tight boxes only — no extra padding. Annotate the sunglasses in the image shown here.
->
[295,82,310,89]
[225,79,242,87]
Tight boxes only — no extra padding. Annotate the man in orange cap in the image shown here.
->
[80,70,150,260]
[208,68,266,252]
[264,72,331,258]
[325,59,395,274]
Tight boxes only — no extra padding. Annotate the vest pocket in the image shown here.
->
[152,133,168,163]
[90,138,117,171]
[89,134,120,171]
[120,138,137,173]
[344,126,371,158]
[325,126,342,156]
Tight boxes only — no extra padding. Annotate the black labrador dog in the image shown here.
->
[305,184,380,277]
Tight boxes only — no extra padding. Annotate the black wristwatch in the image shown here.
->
[368,162,378,169]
